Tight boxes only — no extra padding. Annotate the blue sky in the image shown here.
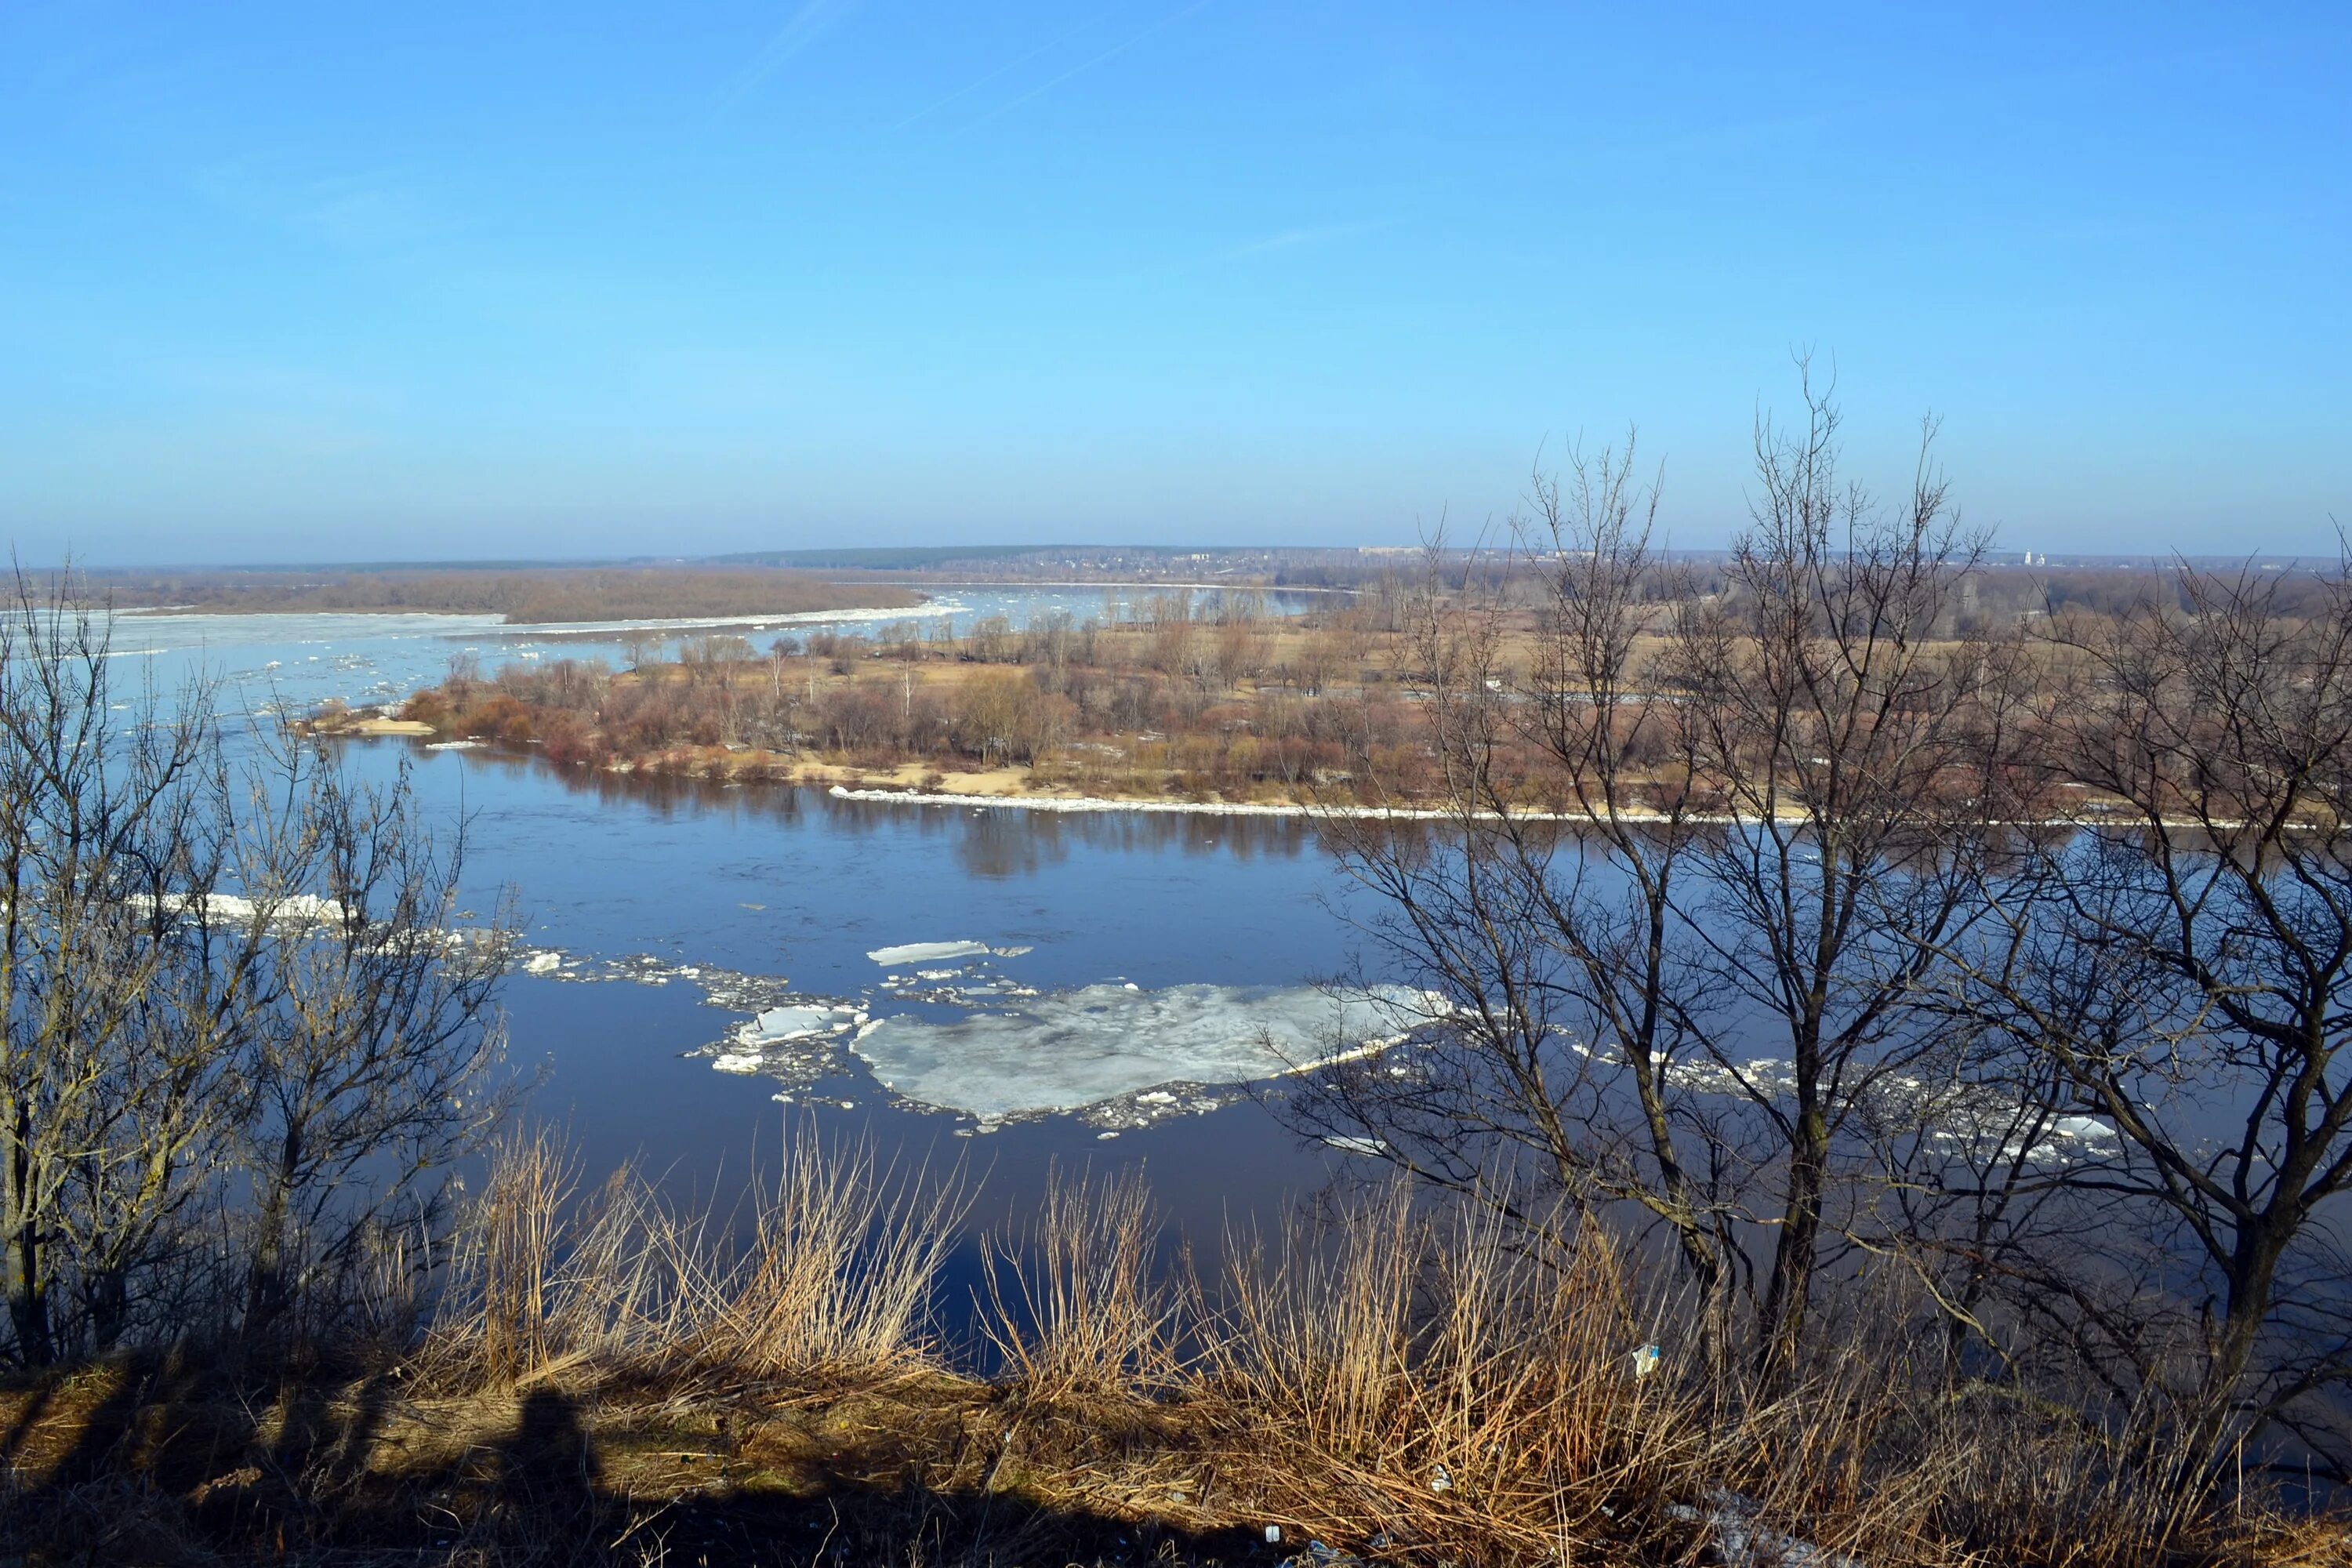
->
[2,2,2345,563]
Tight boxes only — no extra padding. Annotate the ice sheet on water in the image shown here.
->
[865,940,993,965]
[1323,1135,1388,1156]
[129,891,349,927]
[741,1004,861,1044]
[850,982,1443,1121]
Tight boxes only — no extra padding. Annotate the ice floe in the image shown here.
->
[865,939,1029,965]
[739,1003,864,1044]
[495,938,1445,1129]
[1322,1135,1389,1156]
[849,982,1443,1122]
[128,891,350,927]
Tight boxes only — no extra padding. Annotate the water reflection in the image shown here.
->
[456,740,1325,870]
[815,789,1316,873]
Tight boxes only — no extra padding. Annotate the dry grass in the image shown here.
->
[982,1166,1180,1402]
[2,1133,2342,1566]
[429,1121,965,1395]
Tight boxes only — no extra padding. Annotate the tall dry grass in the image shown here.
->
[407,1131,2338,1567]
[981,1166,1179,1400]
[432,1121,964,1391]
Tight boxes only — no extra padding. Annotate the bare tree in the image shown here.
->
[1305,373,2033,1389]
[1665,373,2027,1383]
[0,586,233,1359]
[0,576,517,1365]
[1308,436,1749,1360]
[229,739,517,1341]
[1957,555,2352,1472]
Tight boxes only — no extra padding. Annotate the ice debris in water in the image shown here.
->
[850,982,1445,1121]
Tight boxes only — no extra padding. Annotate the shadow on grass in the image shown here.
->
[1,1362,1289,1566]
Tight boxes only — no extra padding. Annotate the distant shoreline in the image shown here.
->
[80,564,926,625]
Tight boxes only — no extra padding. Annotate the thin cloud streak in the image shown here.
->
[943,0,1214,140]
[1212,219,1399,263]
[888,9,1115,134]
[715,0,862,111]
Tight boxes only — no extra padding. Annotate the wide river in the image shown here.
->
[111,588,1377,1249]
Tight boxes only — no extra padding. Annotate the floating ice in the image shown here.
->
[866,940,992,966]
[850,982,1443,1121]
[129,891,349,927]
[522,950,563,975]
[1323,1135,1388,1156]
[741,1004,859,1044]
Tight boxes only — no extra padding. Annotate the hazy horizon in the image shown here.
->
[3,4,2345,564]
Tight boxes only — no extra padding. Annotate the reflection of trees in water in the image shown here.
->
[466,747,811,826]
[465,741,1322,868]
[813,793,1318,877]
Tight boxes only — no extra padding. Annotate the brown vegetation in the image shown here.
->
[88,565,920,624]
[4,1131,2338,1567]
[1301,376,2352,1512]
[0,582,512,1370]
[370,544,2317,817]
[388,592,1427,806]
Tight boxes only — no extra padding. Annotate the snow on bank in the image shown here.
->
[510,598,967,641]
[829,784,1467,820]
[1666,1490,1861,1568]
[828,784,2195,832]
[826,783,1699,823]
[850,982,1443,1122]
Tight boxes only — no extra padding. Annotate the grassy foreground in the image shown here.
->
[2,1134,2341,1567]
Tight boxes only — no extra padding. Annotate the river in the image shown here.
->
[105,588,1376,1249]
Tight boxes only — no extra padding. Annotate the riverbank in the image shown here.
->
[5,1139,2328,1568]
[86,564,924,624]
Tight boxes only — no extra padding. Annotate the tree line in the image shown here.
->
[400,590,1420,801]
[1303,372,2352,1483]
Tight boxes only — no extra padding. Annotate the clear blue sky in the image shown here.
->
[2,2,2345,563]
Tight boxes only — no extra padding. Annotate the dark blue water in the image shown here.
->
[349,741,1370,1244]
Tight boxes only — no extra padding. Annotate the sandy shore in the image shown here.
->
[313,715,437,737]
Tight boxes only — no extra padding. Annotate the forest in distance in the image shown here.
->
[82,564,924,625]
[382,521,2352,818]
[9,386,2352,1567]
